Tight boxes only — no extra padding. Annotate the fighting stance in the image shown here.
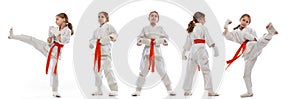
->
[8,13,74,98]
[223,14,278,97]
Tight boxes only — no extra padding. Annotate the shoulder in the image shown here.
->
[194,23,205,31]
[62,27,71,34]
[143,25,151,29]
[93,27,100,33]
[156,25,165,31]
[245,27,256,32]
[156,25,163,28]
[105,23,115,28]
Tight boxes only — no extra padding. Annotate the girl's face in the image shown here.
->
[56,16,65,27]
[240,16,250,27]
[98,13,107,25]
[149,13,159,24]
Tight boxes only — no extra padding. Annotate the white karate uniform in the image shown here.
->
[224,27,274,94]
[135,25,173,91]
[11,26,71,91]
[182,23,216,93]
[89,23,118,91]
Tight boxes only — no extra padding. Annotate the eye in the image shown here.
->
[98,16,100,18]
[242,19,249,23]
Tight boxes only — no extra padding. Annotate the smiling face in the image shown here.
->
[239,14,251,28]
[148,11,159,25]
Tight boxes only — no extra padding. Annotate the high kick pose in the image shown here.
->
[8,13,74,98]
[223,14,278,97]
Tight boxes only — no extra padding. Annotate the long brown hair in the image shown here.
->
[56,13,74,35]
[187,12,205,33]
[233,14,251,30]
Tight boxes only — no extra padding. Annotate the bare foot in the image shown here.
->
[266,23,278,35]
[8,28,14,39]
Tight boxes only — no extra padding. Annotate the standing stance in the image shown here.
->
[182,11,219,96]
[89,11,118,96]
[131,11,176,96]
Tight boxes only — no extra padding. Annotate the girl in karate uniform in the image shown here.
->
[223,14,278,97]
[89,11,118,96]
[182,11,219,96]
[8,13,74,98]
[131,11,176,96]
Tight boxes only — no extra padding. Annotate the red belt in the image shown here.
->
[194,39,205,44]
[225,40,248,70]
[94,39,101,72]
[46,42,64,74]
[148,39,155,72]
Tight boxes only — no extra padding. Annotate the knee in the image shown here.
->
[243,74,251,79]
[201,66,211,74]
[139,72,147,78]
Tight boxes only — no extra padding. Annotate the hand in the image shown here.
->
[137,40,142,46]
[213,46,219,57]
[224,19,232,29]
[163,40,168,46]
[47,37,53,43]
[89,44,94,49]
[210,43,215,48]
[223,28,229,35]
[110,36,116,42]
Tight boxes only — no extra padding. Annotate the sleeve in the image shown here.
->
[250,28,258,38]
[223,30,238,42]
[203,27,215,47]
[47,26,56,44]
[48,26,55,37]
[137,27,150,45]
[49,26,60,37]
[89,29,98,45]
[183,35,192,51]
[108,24,118,41]
[155,26,169,46]
[100,24,118,45]
[59,29,71,44]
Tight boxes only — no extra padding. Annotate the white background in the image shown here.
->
[0,0,299,99]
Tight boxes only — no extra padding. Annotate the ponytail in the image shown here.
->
[186,18,197,33]
[187,12,205,33]
[233,24,240,30]
[66,22,74,35]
